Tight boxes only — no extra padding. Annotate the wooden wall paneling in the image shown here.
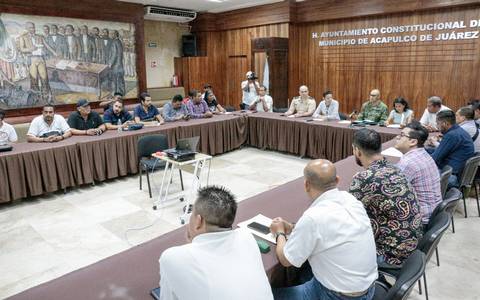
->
[0,0,145,117]
[289,5,480,116]
[227,56,248,108]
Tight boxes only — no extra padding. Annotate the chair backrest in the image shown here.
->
[440,165,453,198]
[339,112,348,120]
[384,250,426,300]
[137,134,169,159]
[431,187,462,219]
[459,155,480,188]
[418,212,451,262]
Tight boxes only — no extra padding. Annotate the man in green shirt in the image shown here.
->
[357,89,388,123]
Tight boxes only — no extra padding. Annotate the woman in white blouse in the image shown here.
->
[385,97,413,126]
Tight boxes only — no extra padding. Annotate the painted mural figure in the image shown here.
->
[79,25,95,63]
[107,30,125,95]
[18,22,54,103]
[64,24,80,61]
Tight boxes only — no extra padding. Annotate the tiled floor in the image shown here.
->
[1,147,479,299]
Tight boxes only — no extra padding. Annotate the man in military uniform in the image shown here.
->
[284,85,316,117]
[356,89,388,123]
[18,22,56,100]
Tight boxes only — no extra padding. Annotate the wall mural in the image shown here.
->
[0,13,138,109]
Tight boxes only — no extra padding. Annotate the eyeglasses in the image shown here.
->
[398,132,413,138]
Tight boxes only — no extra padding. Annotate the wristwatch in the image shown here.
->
[275,232,287,242]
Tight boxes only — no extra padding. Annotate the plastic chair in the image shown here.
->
[458,155,480,217]
[431,187,462,234]
[137,134,184,198]
[374,250,426,300]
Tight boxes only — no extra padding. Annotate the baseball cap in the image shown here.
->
[76,99,90,107]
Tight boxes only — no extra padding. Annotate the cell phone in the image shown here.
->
[305,118,314,122]
[247,222,270,235]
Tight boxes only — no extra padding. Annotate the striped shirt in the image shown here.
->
[397,148,442,224]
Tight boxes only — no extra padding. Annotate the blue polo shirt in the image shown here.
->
[428,124,475,174]
[103,108,133,124]
[134,104,160,121]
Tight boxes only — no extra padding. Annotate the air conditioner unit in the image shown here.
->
[144,6,197,23]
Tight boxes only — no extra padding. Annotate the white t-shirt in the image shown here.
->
[251,95,273,112]
[419,105,450,129]
[0,122,18,144]
[241,81,260,105]
[159,228,273,300]
[284,188,377,293]
[27,114,71,137]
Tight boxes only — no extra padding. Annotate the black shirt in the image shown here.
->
[206,99,218,112]
[67,111,104,130]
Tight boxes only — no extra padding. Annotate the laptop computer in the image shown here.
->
[164,136,200,161]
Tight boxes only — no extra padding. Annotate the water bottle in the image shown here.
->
[117,119,122,132]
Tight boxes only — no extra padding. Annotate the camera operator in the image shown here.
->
[241,71,260,110]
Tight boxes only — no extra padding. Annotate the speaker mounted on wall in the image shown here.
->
[182,34,197,57]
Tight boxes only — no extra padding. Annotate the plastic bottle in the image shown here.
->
[117,119,122,132]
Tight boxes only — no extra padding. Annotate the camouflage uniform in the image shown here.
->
[358,100,388,122]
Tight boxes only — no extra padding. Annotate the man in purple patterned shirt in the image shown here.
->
[186,90,213,119]
[395,121,442,226]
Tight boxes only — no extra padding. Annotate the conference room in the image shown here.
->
[1,0,480,299]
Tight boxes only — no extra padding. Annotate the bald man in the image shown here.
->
[284,85,316,117]
[356,89,388,123]
[270,160,377,300]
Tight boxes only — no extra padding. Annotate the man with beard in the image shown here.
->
[103,98,133,130]
[349,128,422,266]
[27,104,72,142]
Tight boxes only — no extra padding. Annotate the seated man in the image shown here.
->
[456,106,480,153]
[427,110,475,187]
[103,99,134,130]
[159,186,273,300]
[395,121,442,226]
[312,90,340,120]
[249,85,273,112]
[133,92,165,124]
[186,89,213,119]
[98,92,122,112]
[27,104,72,142]
[349,128,422,266]
[162,94,191,122]
[68,99,106,135]
[356,89,388,123]
[419,96,450,132]
[0,109,18,144]
[284,85,316,117]
[270,160,377,300]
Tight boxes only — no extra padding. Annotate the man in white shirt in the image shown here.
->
[249,85,273,112]
[270,159,377,300]
[312,90,340,120]
[241,71,260,110]
[419,96,450,132]
[27,105,72,143]
[456,106,480,152]
[159,186,273,300]
[0,109,18,145]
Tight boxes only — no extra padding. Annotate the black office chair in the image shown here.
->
[458,154,480,217]
[374,250,426,300]
[137,134,184,198]
[431,187,462,234]
[440,165,453,199]
[339,112,348,120]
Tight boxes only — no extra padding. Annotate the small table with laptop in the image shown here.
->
[151,136,212,224]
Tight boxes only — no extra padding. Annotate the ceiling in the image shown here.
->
[118,0,286,13]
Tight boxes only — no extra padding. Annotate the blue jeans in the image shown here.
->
[273,271,375,300]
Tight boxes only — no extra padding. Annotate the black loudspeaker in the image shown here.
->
[182,35,197,57]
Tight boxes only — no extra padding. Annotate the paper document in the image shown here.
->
[55,60,69,70]
[237,214,276,244]
[338,120,351,124]
[313,118,326,122]
[387,124,401,128]
[381,147,403,158]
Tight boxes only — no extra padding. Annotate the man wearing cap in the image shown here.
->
[67,99,106,135]
[241,71,260,110]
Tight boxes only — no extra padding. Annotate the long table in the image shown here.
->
[7,136,398,300]
[0,115,248,203]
